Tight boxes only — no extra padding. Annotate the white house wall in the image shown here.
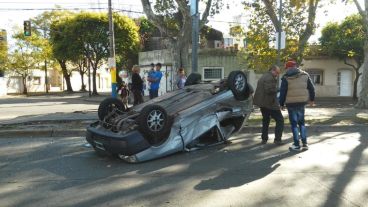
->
[301,58,357,97]
[64,69,112,92]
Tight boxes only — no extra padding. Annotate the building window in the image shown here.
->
[203,67,224,80]
[306,69,323,85]
[32,77,41,85]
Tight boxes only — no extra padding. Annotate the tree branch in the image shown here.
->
[344,58,358,70]
[140,0,167,35]
[353,0,365,17]
[261,0,280,32]
[296,0,319,62]
[200,0,213,28]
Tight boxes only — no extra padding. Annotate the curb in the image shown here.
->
[0,128,86,138]
[0,118,95,126]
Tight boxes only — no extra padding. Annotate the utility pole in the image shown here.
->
[108,0,117,98]
[43,25,48,93]
[190,0,199,73]
[277,0,283,67]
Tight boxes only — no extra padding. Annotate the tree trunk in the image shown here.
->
[58,59,73,92]
[356,41,368,108]
[22,76,27,95]
[92,62,98,95]
[295,0,319,63]
[79,71,86,92]
[353,68,361,100]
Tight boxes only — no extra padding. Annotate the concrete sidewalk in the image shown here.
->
[0,95,367,138]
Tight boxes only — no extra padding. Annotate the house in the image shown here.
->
[301,56,361,97]
[1,65,112,95]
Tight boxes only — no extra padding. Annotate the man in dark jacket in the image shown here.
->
[253,65,284,144]
[279,60,315,151]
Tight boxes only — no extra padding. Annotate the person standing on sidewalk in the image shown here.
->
[176,67,187,89]
[279,60,315,151]
[253,65,284,145]
[131,65,144,105]
[148,63,163,99]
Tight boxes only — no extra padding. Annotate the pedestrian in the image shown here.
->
[131,65,144,105]
[142,76,146,96]
[147,63,155,97]
[117,81,129,109]
[176,67,187,89]
[253,65,284,145]
[148,62,163,99]
[279,59,315,151]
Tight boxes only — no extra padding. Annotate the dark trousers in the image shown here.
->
[132,89,143,106]
[287,106,306,146]
[149,89,159,99]
[260,107,284,141]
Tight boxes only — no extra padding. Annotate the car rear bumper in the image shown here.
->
[86,122,151,156]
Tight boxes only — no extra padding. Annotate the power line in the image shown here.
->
[0,7,144,14]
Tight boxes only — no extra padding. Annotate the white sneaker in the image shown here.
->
[289,144,301,151]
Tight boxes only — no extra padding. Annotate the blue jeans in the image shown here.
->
[149,89,159,99]
[287,105,307,146]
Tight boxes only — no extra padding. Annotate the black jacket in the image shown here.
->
[131,73,143,91]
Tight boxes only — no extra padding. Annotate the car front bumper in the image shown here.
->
[86,122,151,157]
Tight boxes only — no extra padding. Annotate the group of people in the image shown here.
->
[253,59,315,151]
[117,63,187,107]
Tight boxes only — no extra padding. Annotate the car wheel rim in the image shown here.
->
[235,74,245,91]
[147,110,164,132]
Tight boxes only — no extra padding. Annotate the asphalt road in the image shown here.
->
[1,129,367,207]
[0,94,99,124]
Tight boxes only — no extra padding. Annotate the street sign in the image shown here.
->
[275,31,286,50]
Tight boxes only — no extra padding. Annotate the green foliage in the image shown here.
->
[7,30,44,93]
[320,14,365,64]
[0,30,7,73]
[243,0,308,72]
[229,25,245,39]
[50,12,139,69]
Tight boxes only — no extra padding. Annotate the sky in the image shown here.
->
[0,0,364,45]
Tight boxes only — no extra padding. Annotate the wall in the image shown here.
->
[302,58,355,97]
[0,77,6,96]
[64,68,112,92]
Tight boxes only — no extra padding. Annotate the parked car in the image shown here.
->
[86,70,253,162]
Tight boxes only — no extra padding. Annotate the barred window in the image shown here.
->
[306,69,323,85]
[203,67,224,80]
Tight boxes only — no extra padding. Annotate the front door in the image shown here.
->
[338,70,352,96]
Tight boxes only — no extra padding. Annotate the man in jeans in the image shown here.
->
[279,60,315,151]
[253,65,284,145]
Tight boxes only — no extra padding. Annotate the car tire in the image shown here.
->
[227,70,249,101]
[185,73,202,86]
[98,97,126,120]
[138,104,173,146]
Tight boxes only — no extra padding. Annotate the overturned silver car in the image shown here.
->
[86,70,253,162]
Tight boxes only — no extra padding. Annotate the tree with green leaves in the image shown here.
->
[0,30,7,76]
[141,0,222,70]
[243,0,322,68]
[7,31,43,94]
[41,9,76,92]
[345,0,368,108]
[244,0,304,71]
[320,14,365,99]
[51,12,140,95]
[261,0,321,63]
